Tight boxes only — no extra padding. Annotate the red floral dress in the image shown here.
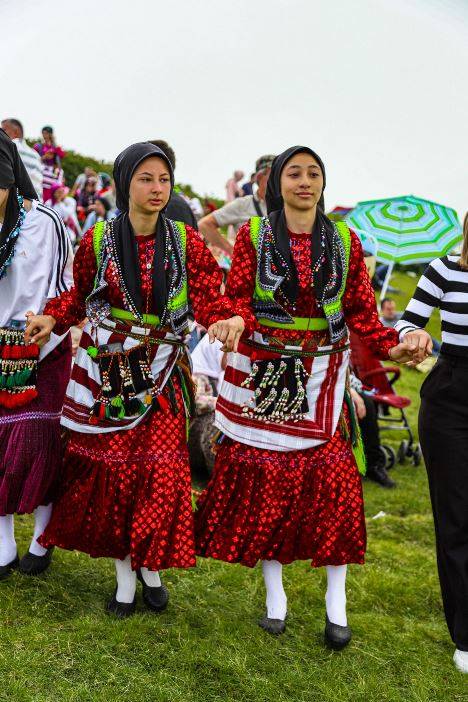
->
[195,223,398,568]
[40,225,232,571]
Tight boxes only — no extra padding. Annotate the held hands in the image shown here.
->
[388,329,432,366]
[24,312,56,347]
[207,316,245,353]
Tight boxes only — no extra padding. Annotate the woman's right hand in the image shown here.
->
[403,329,433,357]
[24,313,56,347]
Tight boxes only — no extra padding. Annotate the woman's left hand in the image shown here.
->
[207,316,245,352]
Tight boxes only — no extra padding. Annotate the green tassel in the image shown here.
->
[191,490,198,512]
[125,396,146,416]
[353,432,367,476]
[87,346,99,358]
[111,396,124,408]
[5,368,32,388]
[344,389,367,476]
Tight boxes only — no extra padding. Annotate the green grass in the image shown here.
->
[1,275,467,702]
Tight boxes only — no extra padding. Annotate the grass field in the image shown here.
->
[1,273,467,702]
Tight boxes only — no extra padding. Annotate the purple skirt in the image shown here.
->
[0,336,71,516]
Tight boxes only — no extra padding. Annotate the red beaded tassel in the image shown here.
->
[0,388,38,408]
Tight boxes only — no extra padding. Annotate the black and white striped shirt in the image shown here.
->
[395,256,468,357]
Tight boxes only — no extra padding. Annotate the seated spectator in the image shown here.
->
[198,154,275,255]
[46,184,81,244]
[97,172,116,211]
[350,377,396,489]
[1,118,43,200]
[379,297,402,327]
[70,166,98,197]
[82,196,113,234]
[189,336,226,478]
[76,176,98,223]
[380,297,440,354]
[191,334,225,395]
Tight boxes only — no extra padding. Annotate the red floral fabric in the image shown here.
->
[225,223,399,356]
[41,225,232,569]
[195,224,398,568]
[40,381,195,570]
[45,225,234,332]
[195,414,366,568]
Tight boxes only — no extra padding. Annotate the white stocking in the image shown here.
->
[325,564,347,627]
[29,504,52,557]
[140,567,161,588]
[261,560,287,620]
[115,555,136,603]
[0,514,16,566]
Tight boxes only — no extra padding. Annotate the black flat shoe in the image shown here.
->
[366,464,396,489]
[137,570,169,612]
[324,614,352,650]
[258,610,287,636]
[0,553,19,580]
[18,548,54,576]
[106,589,136,618]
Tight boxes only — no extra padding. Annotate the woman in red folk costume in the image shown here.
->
[0,129,72,580]
[26,143,243,617]
[197,146,422,647]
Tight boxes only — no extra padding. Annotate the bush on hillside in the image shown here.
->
[61,150,113,187]
[27,138,225,207]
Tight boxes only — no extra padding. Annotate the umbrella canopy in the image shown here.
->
[327,205,353,222]
[346,195,462,265]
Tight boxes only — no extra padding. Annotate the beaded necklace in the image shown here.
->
[0,190,26,280]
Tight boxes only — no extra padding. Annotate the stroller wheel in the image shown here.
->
[397,440,409,464]
[412,444,422,467]
[381,445,396,470]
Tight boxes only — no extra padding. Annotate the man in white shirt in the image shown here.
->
[1,119,43,201]
[198,154,275,256]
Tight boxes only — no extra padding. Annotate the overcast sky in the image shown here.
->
[1,0,467,216]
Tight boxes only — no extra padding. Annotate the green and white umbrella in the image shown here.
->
[346,195,462,297]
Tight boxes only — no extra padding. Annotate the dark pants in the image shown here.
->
[419,355,468,651]
[359,393,381,467]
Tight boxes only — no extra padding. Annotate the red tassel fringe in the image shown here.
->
[0,344,39,359]
[0,388,38,408]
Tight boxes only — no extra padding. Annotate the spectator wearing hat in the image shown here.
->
[198,154,276,256]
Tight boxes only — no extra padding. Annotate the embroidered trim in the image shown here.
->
[0,410,61,425]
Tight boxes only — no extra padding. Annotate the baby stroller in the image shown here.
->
[350,331,422,468]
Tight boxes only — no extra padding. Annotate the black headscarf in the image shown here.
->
[264,145,338,306]
[0,128,37,276]
[111,142,175,318]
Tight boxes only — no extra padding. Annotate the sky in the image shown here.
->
[1,0,467,216]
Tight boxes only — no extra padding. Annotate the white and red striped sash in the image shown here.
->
[215,332,349,451]
[62,319,184,434]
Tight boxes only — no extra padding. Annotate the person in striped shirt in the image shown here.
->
[1,119,43,201]
[395,213,468,674]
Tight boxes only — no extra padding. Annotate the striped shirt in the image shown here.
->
[13,138,43,201]
[395,256,468,357]
[0,200,73,328]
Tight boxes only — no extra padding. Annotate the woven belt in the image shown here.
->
[256,316,328,331]
[244,337,349,358]
[111,307,160,327]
